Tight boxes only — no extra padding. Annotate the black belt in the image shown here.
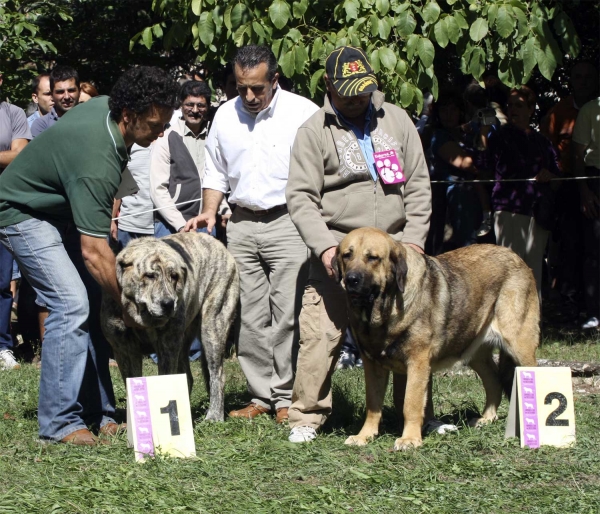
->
[238,204,287,216]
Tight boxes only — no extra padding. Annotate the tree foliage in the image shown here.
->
[0,1,71,103]
[133,0,582,112]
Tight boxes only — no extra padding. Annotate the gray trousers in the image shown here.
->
[227,207,309,410]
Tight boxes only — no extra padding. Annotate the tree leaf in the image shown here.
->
[469,18,488,42]
[142,27,153,49]
[379,46,397,70]
[230,3,247,30]
[434,18,448,48]
[375,0,390,17]
[487,4,498,26]
[453,11,469,29]
[198,11,215,46]
[310,68,325,96]
[191,0,202,16]
[293,0,309,18]
[280,47,296,77]
[422,1,440,24]
[252,21,267,39]
[343,0,360,21]
[446,16,460,44]
[522,36,535,76]
[269,0,291,30]
[370,48,380,73]
[406,33,419,61]
[469,47,485,79]
[535,41,557,81]
[400,82,414,107]
[396,10,417,37]
[495,6,514,39]
[378,17,392,40]
[295,43,309,74]
[311,36,323,61]
[417,37,434,68]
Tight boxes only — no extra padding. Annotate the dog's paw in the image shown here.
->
[393,436,422,451]
[345,435,372,446]
[468,415,497,428]
[204,412,225,423]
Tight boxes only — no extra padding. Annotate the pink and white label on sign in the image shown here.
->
[373,149,404,184]
[520,370,540,449]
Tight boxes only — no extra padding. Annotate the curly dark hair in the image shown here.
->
[109,66,179,122]
[178,80,212,104]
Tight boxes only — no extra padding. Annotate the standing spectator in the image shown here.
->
[79,82,99,103]
[151,80,227,236]
[486,86,561,301]
[0,72,31,370]
[185,45,319,423]
[31,66,80,137]
[285,46,431,443]
[0,67,178,445]
[110,144,154,253]
[541,62,599,302]
[572,96,600,330]
[27,73,54,127]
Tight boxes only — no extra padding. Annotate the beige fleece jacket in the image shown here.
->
[286,90,431,258]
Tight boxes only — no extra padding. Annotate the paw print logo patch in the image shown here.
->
[373,150,404,184]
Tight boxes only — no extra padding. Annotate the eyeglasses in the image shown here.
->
[183,102,208,111]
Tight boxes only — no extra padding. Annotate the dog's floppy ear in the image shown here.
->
[391,243,408,293]
[331,246,342,283]
[115,250,134,282]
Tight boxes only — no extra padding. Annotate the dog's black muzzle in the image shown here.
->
[344,272,376,306]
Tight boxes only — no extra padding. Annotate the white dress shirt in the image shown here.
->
[203,86,319,210]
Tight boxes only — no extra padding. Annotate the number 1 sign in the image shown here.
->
[126,374,196,462]
[505,367,576,448]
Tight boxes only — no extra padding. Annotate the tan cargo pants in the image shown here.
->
[288,257,349,429]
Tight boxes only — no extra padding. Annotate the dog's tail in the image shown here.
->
[498,349,518,399]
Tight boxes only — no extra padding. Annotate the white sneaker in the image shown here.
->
[336,350,355,370]
[0,349,20,370]
[477,213,493,237]
[289,426,317,443]
[581,317,599,330]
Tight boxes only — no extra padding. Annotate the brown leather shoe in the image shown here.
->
[229,403,270,419]
[60,428,100,446]
[275,407,289,424]
[99,422,127,436]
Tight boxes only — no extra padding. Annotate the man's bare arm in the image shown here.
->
[184,188,224,232]
[0,138,28,168]
[80,234,120,303]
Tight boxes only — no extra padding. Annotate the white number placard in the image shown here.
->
[505,367,576,448]
[126,374,196,462]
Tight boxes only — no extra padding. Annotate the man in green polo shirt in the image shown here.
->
[0,66,178,445]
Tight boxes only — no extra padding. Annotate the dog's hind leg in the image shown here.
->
[345,355,389,446]
[467,345,502,426]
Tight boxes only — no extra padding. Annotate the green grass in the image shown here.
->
[1,334,599,514]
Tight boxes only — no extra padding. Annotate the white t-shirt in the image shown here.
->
[572,97,600,170]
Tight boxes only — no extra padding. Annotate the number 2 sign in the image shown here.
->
[126,374,196,462]
[505,367,576,448]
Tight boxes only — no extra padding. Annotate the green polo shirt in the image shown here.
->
[0,96,128,237]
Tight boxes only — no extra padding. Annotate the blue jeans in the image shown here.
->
[447,182,482,248]
[0,244,13,350]
[0,218,116,440]
[152,219,214,361]
[115,229,151,253]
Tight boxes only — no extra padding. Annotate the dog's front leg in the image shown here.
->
[393,373,435,429]
[394,357,431,451]
[345,355,389,446]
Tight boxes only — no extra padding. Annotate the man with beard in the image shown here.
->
[0,67,178,445]
[31,66,80,137]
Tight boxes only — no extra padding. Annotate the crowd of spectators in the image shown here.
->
[0,45,597,445]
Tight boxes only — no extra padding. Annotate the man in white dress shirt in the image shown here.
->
[185,45,319,423]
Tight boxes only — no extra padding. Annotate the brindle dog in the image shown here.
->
[101,232,239,422]
[333,227,539,451]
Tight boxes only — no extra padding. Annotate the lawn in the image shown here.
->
[1,331,599,513]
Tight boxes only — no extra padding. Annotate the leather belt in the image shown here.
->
[238,204,287,216]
